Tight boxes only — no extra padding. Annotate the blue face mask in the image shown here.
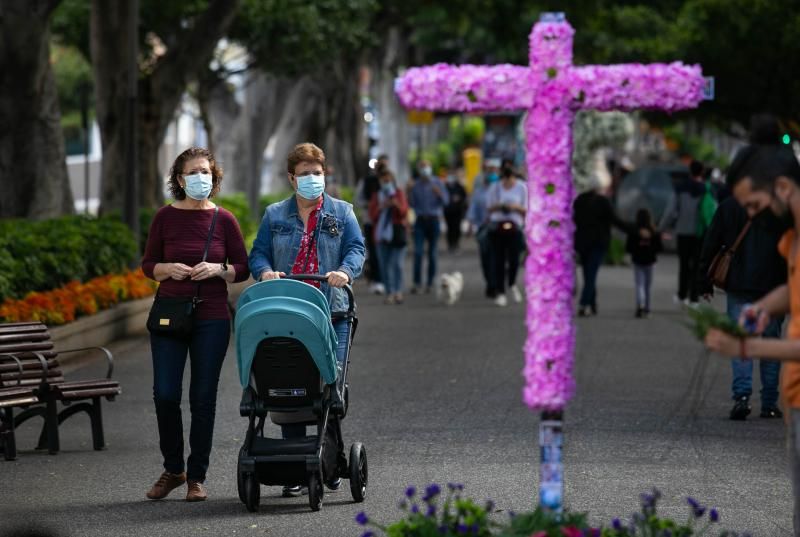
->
[486,172,499,184]
[184,173,213,200]
[381,183,396,196]
[295,173,325,200]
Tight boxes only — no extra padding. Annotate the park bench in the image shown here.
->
[0,322,121,460]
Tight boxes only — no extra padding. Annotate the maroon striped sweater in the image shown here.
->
[141,205,250,320]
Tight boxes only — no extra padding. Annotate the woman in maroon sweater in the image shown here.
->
[141,147,249,502]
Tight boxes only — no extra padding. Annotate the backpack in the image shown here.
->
[696,182,717,237]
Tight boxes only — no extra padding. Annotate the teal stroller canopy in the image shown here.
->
[235,280,338,388]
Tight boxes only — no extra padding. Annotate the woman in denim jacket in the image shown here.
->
[248,143,365,494]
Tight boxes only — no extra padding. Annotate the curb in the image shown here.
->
[50,296,154,366]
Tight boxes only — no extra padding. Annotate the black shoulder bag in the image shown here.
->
[146,207,219,338]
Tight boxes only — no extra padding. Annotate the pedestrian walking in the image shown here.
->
[486,164,527,307]
[467,159,500,298]
[698,162,787,420]
[408,159,449,294]
[659,160,706,305]
[248,142,365,496]
[704,144,800,536]
[573,181,625,316]
[355,154,388,294]
[444,170,468,253]
[625,208,662,318]
[141,147,250,502]
[369,168,409,304]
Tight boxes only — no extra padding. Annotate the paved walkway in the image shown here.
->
[0,244,791,536]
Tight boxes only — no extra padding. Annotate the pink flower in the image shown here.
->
[529,532,548,537]
[394,15,704,412]
[561,526,583,537]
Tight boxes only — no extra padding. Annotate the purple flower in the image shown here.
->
[471,523,480,534]
[411,504,420,514]
[423,484,442,502]
[405,486,417,498]
[709,508,719,522]
[456,523,469,534]
[426,504,437,517]
[612,518,622,530]
[687,497,700,510]
[355,512,369,526]
[361,532,375,537]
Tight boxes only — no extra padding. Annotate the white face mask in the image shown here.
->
[421,166,432,177]
[184,173,213,200]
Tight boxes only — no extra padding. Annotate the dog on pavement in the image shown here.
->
[436,271,464,306]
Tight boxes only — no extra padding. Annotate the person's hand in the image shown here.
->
[702,293,713,302]
[260,270,285,281]
[169,263,193,280]
[739,304,770,335]
[705,328,742,357]
[639,228,652,239]
[191,261,224,281]
[325,271,350,288]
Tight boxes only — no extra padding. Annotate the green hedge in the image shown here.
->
[0,216,138,301]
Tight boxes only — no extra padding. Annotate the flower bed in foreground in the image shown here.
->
[0,269,156,325]
[355,484,752,537]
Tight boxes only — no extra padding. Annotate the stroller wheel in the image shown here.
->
[244,473,260,512]
[308,472,323,512]
[349,442,367,502]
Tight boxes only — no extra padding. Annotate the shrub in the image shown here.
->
[0,216,138,301]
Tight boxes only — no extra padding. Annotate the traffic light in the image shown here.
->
[783,133,792,145]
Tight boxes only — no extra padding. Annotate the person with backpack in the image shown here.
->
[625,208,662,318]
[659,160,708,306]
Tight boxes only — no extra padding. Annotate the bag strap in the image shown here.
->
[727,219,752,255]
[192,206,220,301]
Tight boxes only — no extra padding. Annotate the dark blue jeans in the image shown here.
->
[578,244,607,308]
[150,318,230,482]
[413,216,441,288]
[282,318,350,439]
[726,293,782,408]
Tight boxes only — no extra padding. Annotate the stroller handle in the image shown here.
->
[282,274,355,316]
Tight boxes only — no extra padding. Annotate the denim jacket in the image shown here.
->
[248,194,365,313]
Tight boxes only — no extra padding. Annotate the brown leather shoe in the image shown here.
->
[146,471,186,500]
[186,480,208,502]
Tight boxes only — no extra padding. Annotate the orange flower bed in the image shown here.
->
[0,269,157,325]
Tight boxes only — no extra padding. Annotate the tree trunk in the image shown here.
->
[0,0,74,219]
[92,0,240,213]
[90,0,131,216]
[373,26,411,183]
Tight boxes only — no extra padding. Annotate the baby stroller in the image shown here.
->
[234,274,367,512]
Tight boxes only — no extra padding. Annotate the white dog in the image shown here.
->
[436,271,464,306]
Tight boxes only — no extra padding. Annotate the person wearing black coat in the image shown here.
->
[573,188,626,316]
[697,195,788,420]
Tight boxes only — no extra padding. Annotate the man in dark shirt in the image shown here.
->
[358,154,388,293]
[698,192,788,420]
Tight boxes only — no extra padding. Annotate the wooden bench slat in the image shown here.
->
[1,369,63,382]
[60,389,120,399]
[9,376,65,387]
[0,342,54,353]
[0,333,51,343]
[0,359,58,373]
[0,395,39,407]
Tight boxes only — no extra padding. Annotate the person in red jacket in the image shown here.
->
[369,169,409,304]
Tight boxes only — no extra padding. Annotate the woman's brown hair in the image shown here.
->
[167,147,223,200]
[287,143,326,175]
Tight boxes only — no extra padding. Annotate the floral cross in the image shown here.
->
[396,14,706,411]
